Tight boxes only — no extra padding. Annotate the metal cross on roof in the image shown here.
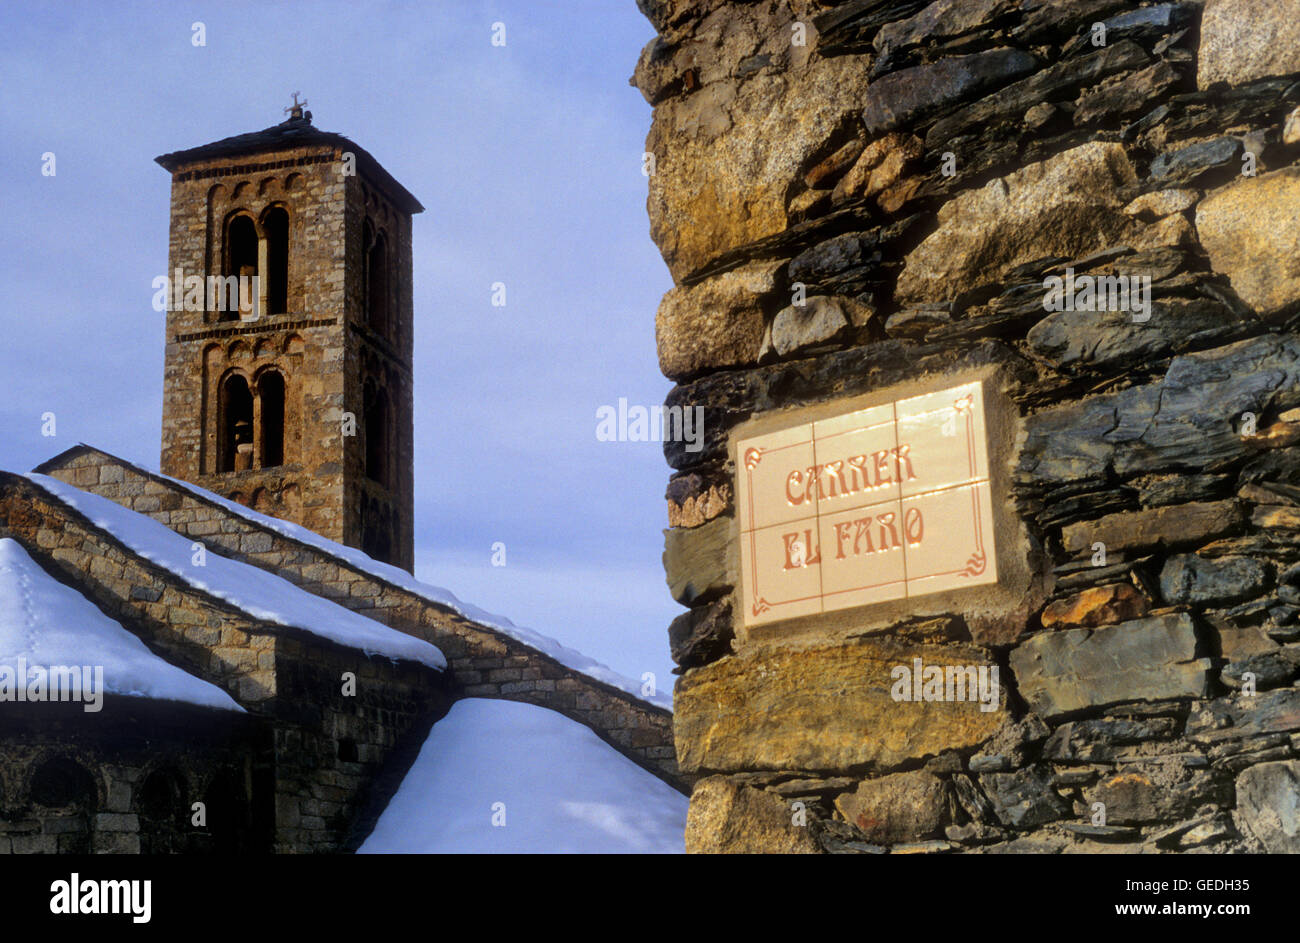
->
[284,92,308,119]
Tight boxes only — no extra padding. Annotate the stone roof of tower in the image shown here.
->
[154,115,424,214]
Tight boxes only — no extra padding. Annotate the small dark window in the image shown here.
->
[263,206,289,315]
[364,383,389,487]
[30,757,97,809]
[338,738,359,763]
[365,224,389,336]
[258,371,285,468]
[220,374,254,472]
[224,215,258,321]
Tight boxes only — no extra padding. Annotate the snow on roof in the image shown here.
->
[0,538,243,712]
[358,698,687,853]
[81,452,670,709]
[26,474,446,671]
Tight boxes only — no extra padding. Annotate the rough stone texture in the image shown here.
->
[674,636,1004,773]
[1040,584,1148,629]
[668,597,734,669]
[656,260,783,379]
[981,766,1067,828]
[895,142,1139,303]
[666,473,731,528]
[833,770,948,843]
[1234,760,1300,852]
[861,48,1037,133]
[636,0,1300,854]
[635,4,875,281]
[1197,0,1300,90]
[771,295,871,355]
[1197,167,1300,320]
[1010,614,1212,718]
[1160,554,1269,606]
[663,514,735,605]
[1060,500,1244,555]
[685,776,821,853]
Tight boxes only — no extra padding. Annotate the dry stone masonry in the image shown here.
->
[638,0,1300,853]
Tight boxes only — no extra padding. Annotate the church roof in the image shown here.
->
[154,114,424,215]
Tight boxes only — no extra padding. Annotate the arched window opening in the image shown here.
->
[29,756,97,854]
[220,374,254,473]
[364,383,389,488]
[224,215,258,321]
[258,371,285,468]
[138,769,189,855]
[30,757,97,810]
[365,226,389,337]
[263,206,289,315]
[200,770,254,854]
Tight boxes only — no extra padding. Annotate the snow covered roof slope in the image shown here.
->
[0,538,243,712]
[358,698,687,853]
[47,447,668,708]
[26,474,446,671]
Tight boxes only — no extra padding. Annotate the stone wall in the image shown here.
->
[0,701,267,854]
[35,448,684,790]
[638,0,1300,852]
[0,473,450,852]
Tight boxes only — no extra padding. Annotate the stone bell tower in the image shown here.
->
[154,97,422,570]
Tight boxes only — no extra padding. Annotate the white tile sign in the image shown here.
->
[736,380,997,627]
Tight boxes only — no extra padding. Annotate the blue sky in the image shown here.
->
[0,2,683,691]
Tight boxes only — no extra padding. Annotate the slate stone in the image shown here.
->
[1010,613,1212,718]
[1044,716,1180,762]
[667,597,734,670]
[1222,652,1296,690]
[1026,298,1241,372]
[1160,554,1269,606]
[1086,764,1223,824]
[1011,0,1132,45]
[874,0,1018,60]
[1185,688,1300,745]
[1062,822,1141,840]
[980,766,1067,828]
[861,47,1038,133]
[1073,61,1182,128]
[663,515,734,605]
[926,41,1149,147]
[1234,760,1300,852]
[1060,500,1243,555]
[1018,335,1300,487]
[1149,136,1242,183]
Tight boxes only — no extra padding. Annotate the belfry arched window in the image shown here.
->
[364,381,389,488]
[364,220,389,337]
[263,206,289,315]
[220,374,254,472]
[224,215,258,321]
[258,370,286,468]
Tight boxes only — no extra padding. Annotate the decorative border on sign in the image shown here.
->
[740,387,992,625]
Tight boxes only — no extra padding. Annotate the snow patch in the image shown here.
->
[0,538,242,712]
[85,452,670,708]
[359,698,687,853]
[26,474,445,670]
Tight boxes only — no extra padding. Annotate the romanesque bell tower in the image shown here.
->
[154,99,421,570]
